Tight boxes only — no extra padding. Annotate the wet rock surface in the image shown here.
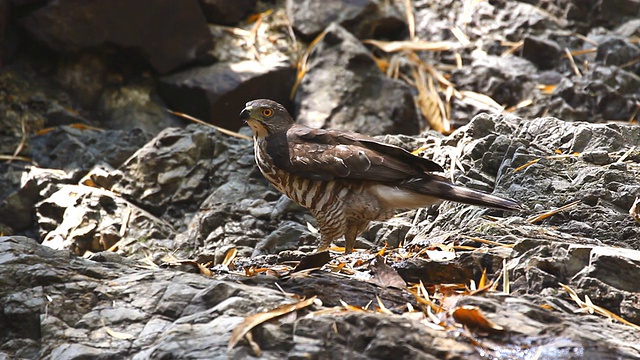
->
[1,0,640,359]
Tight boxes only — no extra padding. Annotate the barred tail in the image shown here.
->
[405,178,521,211]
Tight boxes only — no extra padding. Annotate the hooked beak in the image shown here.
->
[239,106,252,122]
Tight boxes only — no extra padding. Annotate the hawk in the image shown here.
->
[240,99,519,253]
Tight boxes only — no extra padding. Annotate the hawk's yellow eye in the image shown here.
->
[261,108,273,117]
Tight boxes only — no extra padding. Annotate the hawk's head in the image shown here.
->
[240,99,294,138]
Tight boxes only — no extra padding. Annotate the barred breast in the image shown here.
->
[254,139,343,211]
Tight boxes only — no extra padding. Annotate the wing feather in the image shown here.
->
[266,125,444,182]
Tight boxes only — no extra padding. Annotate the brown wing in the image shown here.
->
[266,124,444,182]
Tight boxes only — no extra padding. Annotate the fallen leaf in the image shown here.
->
[451,305,504,333]
[222,247,237,267]
[101,319,135,340]
[228,296,317,351]
[293,251,331,272]
[368,256,406,289]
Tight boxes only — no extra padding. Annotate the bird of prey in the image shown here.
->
[240,99,520,253]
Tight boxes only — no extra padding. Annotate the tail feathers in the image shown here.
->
[405,178,521,211]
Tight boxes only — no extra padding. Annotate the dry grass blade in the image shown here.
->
[457,90,504,113]
[621,56,640,69]
[566,48,597,57]
[501,40,524,57]
[118,206,132,238]
[505,99,533,112]
[514,153,579,172]
[564,48,582,77]
[514,158,541,172]
[413,66,450,134]
[559,283,640,330]
[363,39,453,53]
[228,296,317,351]
[376,295,394,315]
[617,146,636,163]
[462,236,514,248]
[450,27,470,46]
[403,0,415,40]
[167,110,251,140]
[0,154,32,163]
[527,201,580,224]
[290,30,327,99]
[502,258,510,294]
[423,61,453,87]
[8,118,27,164]
[248,9,273,60]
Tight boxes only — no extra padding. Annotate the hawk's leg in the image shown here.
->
[312,207,346,252]
[344,220,370,253]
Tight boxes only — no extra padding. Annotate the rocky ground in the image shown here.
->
[1,0,640,359]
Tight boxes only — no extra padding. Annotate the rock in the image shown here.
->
[198,0,257,25]
[108,125,222,223]
[98,82,184,135]
[596,37,640,73]
[158,56,295,132]
[449,55,538,127]
[0,166,73,233]
[521,35,562,70]
[29,126,151,174]
[286,0,407,39]
[21,0,213,73]
[293,23,420,135]
[37,184,175,255]
[252,220,315,256]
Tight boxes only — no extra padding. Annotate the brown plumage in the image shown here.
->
[240,99,520,253]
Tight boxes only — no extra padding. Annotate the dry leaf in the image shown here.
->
[451,305,504,332]
[478,268,487,289]
[369,256,406,289]
[228,296,317,351]
[424,250,456,262]
[197,263,213,277]
[293,251,331,272]
[222,247,238,267]
[559,283,640,330]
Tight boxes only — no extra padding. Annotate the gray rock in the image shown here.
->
[198,0,257,25]
[37,184,175,255]
[158,57,296,132]
[286,0,407,39]
[294,23,420,135]
[109,125,221,224]
[522,35,562,70]
[29,126,151,173]
[22,0,213,73]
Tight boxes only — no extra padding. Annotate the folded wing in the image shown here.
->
[266,125,444,182]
